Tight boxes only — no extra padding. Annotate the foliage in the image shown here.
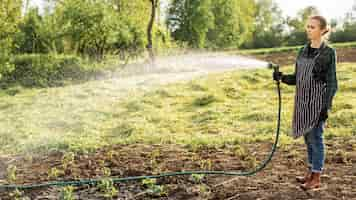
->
[167,0,215,48]
[244,0,284,48]
[0,0,22,80]
[167,0,256,49]
[207,0,256,49]
[0,54,88,88]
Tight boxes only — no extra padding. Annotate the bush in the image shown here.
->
[1,54,92,88]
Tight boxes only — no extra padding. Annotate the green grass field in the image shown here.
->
[0,63,355,155]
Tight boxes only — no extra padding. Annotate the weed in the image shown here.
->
[234,145,248,160]
[59,186,75,200]
[142,178,167,197]
[190,174,205,183]
[98,178,118,199]
[6,165,17,183]
[48,167,64,179]
[62,152,75,170]
[199,159,212,171]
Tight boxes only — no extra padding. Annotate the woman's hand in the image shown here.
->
[323,121,329,129]
[273,71,283,81]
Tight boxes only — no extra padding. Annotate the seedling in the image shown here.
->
[61,152,75,170]
[6,165,17,183]
[199,159,212,171]
[59,186,75,200]
[98,178,118,199]
[190,174,205,183]
[142,178,167,197]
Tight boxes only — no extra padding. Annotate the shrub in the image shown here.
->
[1,54,93,88]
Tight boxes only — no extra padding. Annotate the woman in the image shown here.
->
[273,15,338,190]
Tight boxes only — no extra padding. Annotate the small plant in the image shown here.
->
[198,184,210,196]
[61,152,75,170]
[149,149,162,173]
[102,167,112,177]
[199,159,212,171]
[234,145,248,160]
[243,156,257,169]
[59,186,75,200]
[106,150,116,161]
[6,165,17,183]
[190,174,205,183]
[98,159,106,167]
[9,189,28,200]
[142,178,167,197]
[98,178,118,199]
[48,167,65,179]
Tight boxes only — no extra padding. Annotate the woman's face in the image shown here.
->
[305,19,325,40]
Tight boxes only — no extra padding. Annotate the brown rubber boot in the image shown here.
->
[296,170,312,184]
[301,172,321,190]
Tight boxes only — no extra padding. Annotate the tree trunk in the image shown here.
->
[147,0,157,68]
[25,0,30,14]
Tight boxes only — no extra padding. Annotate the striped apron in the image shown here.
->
[292,52,326,138]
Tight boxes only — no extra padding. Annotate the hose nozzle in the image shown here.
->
[268,62,281,83]
[267,62,279,72]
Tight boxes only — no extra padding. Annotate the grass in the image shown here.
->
[0,63,355,155]
[236,41,356,55]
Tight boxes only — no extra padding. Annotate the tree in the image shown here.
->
[242,0,283,48]
[15,8,47,54]
[167,0,256,49]
[147,0,159,65]
[0,0,22,79]
[54,0,122,60]
[331,4,356,43]
[167,0,214,48]
[207,0,256,49]
[107,0,149,60]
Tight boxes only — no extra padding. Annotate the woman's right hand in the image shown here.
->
[273,71,283,81]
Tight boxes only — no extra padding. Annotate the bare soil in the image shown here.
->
[252,47,356,66]
[0,139,355,199]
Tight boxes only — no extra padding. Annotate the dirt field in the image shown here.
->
[1,139,355,199]
[252,47,356,66]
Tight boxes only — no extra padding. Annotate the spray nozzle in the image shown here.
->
[267,62,279,71]
[268,63,280,76]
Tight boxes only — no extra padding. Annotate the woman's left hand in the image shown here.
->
[323,121,329,129]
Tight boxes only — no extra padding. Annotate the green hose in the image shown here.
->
[0,81,282,191]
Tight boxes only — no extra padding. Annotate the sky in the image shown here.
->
[275,0,355,20]
[30,0,355,21]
